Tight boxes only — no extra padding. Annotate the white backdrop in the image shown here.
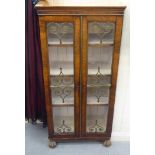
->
[50,0,130,141]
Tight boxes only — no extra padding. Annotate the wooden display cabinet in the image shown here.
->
[35,1,126,148]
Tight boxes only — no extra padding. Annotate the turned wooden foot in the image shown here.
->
[48,140,56,148]
[103,140,112,147]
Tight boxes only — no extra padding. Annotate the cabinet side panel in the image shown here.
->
[39,18,54,136]
[106,15,124,135]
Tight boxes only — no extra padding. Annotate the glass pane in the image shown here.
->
[86,22,115,133]
[89,22,115,44]
[47,22,74,135]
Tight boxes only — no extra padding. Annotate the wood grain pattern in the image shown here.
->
[81,16,87,136]
[37,5,126,142]
[51,136,110,142]
[39,19,54,136]
[39,16,81,138]
[74,16,81,136]
[106,16,124,135]
[81,15,117,138]
[35,6,126,15]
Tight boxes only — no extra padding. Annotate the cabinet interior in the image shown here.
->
[46,21,114,135]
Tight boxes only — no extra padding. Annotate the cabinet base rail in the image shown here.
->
[48,138,111,148]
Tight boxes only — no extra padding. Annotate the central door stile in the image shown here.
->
[79,15,83,137]
[74,16,81,137]
[81,16,88,136]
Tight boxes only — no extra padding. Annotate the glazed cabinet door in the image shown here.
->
[81,16,123,136]
[39,16,80,137]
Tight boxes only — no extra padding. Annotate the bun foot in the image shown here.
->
[103,140,112,147]
[48,140,56,148]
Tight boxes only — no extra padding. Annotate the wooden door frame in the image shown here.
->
[81,15,124,138]
[38,15,81,138]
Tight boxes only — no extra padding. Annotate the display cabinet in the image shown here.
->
[35,1,126,148]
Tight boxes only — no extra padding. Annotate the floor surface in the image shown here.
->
[25,123,130,155]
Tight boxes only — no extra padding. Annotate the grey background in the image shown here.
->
[25,123,130,155]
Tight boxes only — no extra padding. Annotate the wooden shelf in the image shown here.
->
[48,44,73,47]
[48,43,113,47]
[50,84,111,88]
[88,43,113,47]
[52,99,109,106]
[88,69,111,75]
[49,69,111,76]
[87,84,111,87]
[50,85,74,88]
[87,97,109,105]
[52,103,108,107]
[53,104,74,107]
[50,73,111,76]
[87,103,108,106]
